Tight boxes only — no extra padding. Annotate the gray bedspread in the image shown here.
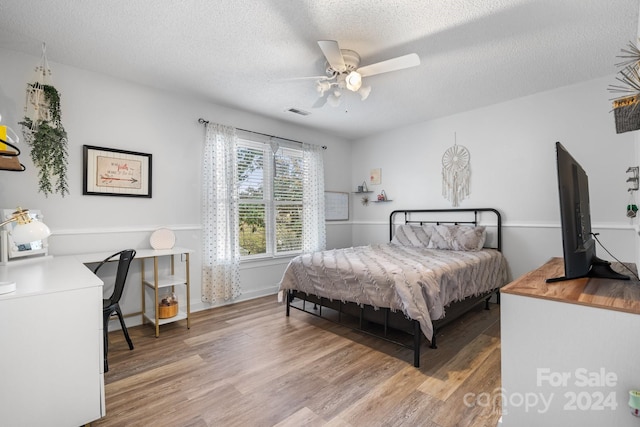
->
[279,242,508,340]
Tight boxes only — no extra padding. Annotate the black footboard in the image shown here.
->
[286,288,499,367]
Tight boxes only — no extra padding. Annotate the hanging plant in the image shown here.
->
[18,43,69,197]
[19,83,69,197]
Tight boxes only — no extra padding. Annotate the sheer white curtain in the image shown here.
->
[302,143,326,253]
[201,123,241,303]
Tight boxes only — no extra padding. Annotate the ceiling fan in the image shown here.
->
[312,40,420,108]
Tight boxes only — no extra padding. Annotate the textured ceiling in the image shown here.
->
[0,0,638,140]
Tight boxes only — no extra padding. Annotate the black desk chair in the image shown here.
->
[95,249,136,372]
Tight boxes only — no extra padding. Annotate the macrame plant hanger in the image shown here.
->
[24,42,53,129]
[441,132,471,207]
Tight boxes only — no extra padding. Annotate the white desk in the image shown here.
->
[76,247,192,337]
[0,256,105,426]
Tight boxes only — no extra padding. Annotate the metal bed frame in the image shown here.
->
[285,208,503,367]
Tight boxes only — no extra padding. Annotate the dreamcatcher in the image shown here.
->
[441,137,471,207]
[24,43,53,127]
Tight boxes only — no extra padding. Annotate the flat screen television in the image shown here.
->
[546,142,629,282]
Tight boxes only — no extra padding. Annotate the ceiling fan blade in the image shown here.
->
[357,53,420,78]
[318,40,346,72]
[312,95,328,108]
[275,75,329,82]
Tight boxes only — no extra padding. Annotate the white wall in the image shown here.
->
[0,47,353,326]
[350,76,637,279]
[3,43,638,326]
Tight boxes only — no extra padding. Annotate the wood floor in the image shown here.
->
[93,296,502,427]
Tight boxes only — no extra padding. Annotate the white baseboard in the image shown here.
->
[108,286,280,331]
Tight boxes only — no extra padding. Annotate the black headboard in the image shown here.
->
[389,208,502,251]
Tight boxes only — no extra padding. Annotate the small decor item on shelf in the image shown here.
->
[629,390,640,417]
[377,190,387,201]
[609,40,640,134]
[357,180,369,192]
[158,291,178,319]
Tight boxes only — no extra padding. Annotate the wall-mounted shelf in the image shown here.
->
[627,166,639,192]
[353,191,373,194]
[372,190,390,202]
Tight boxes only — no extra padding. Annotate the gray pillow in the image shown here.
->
[392,224,433,246]
[427,224,486,251]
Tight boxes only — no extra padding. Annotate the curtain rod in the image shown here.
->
[198,118,326,149]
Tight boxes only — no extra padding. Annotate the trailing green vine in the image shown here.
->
[19,84,69,197]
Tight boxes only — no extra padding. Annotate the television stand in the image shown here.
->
[501,257,640,426]
[588,258,630,280]
[546,257,630,282]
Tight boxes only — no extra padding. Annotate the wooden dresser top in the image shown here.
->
[501,257,640,315]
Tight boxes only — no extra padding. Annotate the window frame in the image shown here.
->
[236,137,304,260]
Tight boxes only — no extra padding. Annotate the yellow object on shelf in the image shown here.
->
[0,126,7,151]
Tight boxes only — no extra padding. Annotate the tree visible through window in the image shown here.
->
[237,139,303,257]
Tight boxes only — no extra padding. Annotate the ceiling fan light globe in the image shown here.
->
[345,71,362,91]
[358,85,371,100]
[316,80,331,96]
[328,91,342,107]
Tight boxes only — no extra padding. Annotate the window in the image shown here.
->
[201,122,323,303]
[237,138,304,258]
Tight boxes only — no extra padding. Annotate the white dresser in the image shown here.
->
[0,256,105,426]
[500,258,640,427]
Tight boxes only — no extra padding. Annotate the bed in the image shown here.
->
[279,208,508,367]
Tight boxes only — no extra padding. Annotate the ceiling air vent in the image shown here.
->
[287,108,310,116]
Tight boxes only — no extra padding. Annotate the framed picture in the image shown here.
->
[83,145,152,197]
[370,168,381,185]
